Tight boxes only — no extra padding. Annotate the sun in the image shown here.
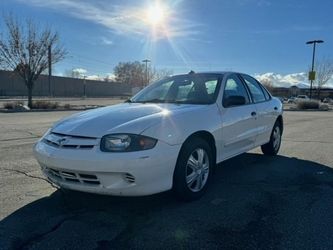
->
[146,2,166,26]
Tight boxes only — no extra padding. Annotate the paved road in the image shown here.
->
[0,111,332,249]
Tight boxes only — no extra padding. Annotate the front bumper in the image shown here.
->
[33,139,181,196]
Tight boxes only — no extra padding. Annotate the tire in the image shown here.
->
[261,121,282,156]
[173,137,214,201]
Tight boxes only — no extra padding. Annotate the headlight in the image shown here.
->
[100,134,157,152]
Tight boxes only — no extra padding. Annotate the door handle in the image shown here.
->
[274,107,278,110]
[251,111,257,116]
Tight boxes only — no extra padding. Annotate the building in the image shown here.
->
[270,86,333,99]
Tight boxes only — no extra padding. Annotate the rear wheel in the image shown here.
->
[261,122,282,155]
[173,138,214,201]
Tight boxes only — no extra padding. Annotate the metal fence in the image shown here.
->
[0,70,132,97]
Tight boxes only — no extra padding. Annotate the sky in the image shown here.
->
[1,0,333,87]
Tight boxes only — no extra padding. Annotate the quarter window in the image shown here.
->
[242,75,266,103]
[261,87,271,100]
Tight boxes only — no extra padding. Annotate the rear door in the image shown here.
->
[219,74,258,160]
[240,74,277,147]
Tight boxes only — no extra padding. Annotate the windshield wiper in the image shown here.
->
[137,98,165,103]
[133,99,204,104]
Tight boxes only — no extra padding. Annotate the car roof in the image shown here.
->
[172,71,247,77]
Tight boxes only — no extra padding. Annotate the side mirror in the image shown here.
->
[223,95,246,107]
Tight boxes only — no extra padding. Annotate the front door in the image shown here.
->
[219,74,258,160]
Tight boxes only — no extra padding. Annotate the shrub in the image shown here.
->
[296,100,319,110]
[4,102,14,109]
[51,102,59,109]
[32,100,59,109]
[63,103,71,109]
[3,101,24,109]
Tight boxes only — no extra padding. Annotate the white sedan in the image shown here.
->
[34,72,283,200]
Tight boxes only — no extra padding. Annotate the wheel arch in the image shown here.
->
[178,130,217,165]
[276,115,283,134]
[172,130,217,194]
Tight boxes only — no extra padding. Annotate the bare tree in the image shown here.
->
[114,61,173,87]
[150,68,173,82]
[0,15,66,108]
[314,58,333,100]
[114,61,145,87]
[260,78,275,93]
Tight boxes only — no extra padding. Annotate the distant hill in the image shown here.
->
[292,83,333,89]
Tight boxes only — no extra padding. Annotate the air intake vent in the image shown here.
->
[43,167,100,186]
[124,173,135,183]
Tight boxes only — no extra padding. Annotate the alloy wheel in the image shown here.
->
[273,126,281,151]
[185,148,210,192]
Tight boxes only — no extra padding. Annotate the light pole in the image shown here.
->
[306,40,324,99]
[142,59,151,87]
[48,45,52,97]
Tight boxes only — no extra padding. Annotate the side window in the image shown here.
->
[242,75,266,103]
[205,80,218,95]
[261,86,271,100]
[223,75,250,107]
[176,81,194,100]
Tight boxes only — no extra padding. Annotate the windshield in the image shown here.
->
[131,74,222,104]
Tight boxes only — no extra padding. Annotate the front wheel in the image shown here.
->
[173,138,214,201]
[261,122,282,155]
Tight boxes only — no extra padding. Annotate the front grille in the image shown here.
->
[44,167,100,186]
[43,132,97,150]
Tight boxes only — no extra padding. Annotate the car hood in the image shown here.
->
[52,103,205,138]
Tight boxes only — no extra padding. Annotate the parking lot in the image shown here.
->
[0,110,333,249]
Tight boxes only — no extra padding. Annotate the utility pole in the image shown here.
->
[48,45,52,97]
[306,40,324,99]
[142,59,151,87]
[83,75,87,98]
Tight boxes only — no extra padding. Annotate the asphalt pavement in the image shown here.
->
[0,110,332,250]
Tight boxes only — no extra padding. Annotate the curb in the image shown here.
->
[0,106,102,113]
[283,109,331,112]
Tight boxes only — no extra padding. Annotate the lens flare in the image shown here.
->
[141,1,193,72]
[146,3,165,26]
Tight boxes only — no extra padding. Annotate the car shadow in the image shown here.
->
[1,153,333,250]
